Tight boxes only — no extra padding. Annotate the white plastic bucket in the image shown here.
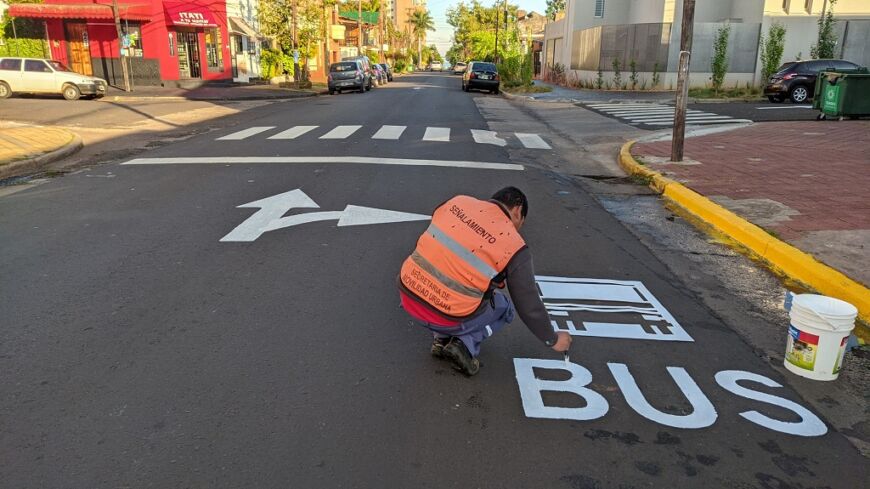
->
[784,294,857,381]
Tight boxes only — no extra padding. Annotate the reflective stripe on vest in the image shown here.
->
[400,195,526,318]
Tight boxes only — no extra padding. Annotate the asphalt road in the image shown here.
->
[1,73,865,488]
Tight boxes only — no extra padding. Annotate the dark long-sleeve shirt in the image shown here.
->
[502,247,558,345]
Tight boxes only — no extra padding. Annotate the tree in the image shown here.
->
[811,0,838,59]
[410,9,435,69]
[759,22,787,84]
[711,23,731,95]
[545,0,565,21]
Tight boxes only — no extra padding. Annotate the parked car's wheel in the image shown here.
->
[0,81,11,99]
[789,85,809,103]
[492,88,500,95]
[767,95,783,103]
[62,84,81,101]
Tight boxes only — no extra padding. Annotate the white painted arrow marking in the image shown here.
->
[220,189,320,242]
[471,129,507,147]
[221,190,430,242]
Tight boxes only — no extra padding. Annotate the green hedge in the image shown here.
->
[0,17,48,58]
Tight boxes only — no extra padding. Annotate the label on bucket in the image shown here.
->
[786,325,819,370]
[833,336,848,375]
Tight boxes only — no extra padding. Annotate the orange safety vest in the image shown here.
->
[399,195,526,319]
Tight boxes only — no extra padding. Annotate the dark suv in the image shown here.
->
[764,59,861,103]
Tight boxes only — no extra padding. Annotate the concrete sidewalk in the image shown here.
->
[0,125,81,179]
[628,121,870,323]
[102,83,323,101]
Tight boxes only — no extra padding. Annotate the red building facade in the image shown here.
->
[7,0,233,86]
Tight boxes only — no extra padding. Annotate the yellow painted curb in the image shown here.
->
[619,140,870,327]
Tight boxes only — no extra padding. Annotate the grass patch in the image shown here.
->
[503,84,553,94]
[629,174,653,186]
[689,86,762,99]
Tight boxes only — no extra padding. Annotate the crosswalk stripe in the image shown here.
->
[320,125,362,139]
[515,133,551,150]
[589,104,667,109]
[627,113,715,121]
[423,127,450,142]
[632,115,736,123]
[268,125,319,140]
[645,118,752,126]
[217,126,275,140]
[372,125,407,140]
[471,130,507,147]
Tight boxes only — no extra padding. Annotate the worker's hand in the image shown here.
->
[550,331,572,353]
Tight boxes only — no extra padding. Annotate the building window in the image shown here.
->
[594,0,605,18]
[122,22,143,57]
[804,0,812,13]
[782,0,789,13]
[205,27,224,72]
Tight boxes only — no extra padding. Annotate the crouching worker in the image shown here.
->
[397,187,571,376]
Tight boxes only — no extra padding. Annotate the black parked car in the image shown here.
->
[328,60,366,94]
[379,63,393,82]
[764,59,861,103]
[462,61,500,94]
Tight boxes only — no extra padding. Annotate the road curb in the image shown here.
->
[618,140,870,332]
[0,131,83,180]
[100,91,321,102]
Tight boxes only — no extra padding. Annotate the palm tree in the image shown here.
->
[410,10,435,69]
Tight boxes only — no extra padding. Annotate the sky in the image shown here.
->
[425,0,548,56]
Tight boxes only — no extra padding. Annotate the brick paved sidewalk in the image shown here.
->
[0,126,80,178]
[632,121,870,287]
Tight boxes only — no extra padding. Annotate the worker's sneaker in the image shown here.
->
[431,337,451,358]
[442,338,480,376]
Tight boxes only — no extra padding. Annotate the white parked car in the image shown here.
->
[429,61,442,71]
[0,57,107,100]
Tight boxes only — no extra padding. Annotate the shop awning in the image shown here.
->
[338,10,379,25]
[228,17,259,38]
[163,2,218,27]
[7,3,151,21]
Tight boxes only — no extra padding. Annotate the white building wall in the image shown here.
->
[226,0,263,80]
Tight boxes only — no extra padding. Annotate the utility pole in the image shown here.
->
[357,0,363,54]
[670,0,695,162]
[112,0,131,91]
[292,0,300,88]
[494,3,499,63]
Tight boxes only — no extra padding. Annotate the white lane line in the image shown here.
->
[217,126,276,140]
[515,133,552,149]
[423,127,451,142]
[471,129,507,147]
[320,125,362,139]
[120,156,525,171]
[372,125,407,140]
[267,126,318,140]
[645,119,752,126]
[756,105,813,110]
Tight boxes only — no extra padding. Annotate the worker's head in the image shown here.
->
[492,187,528,230]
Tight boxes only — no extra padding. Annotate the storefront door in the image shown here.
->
[176,31,201,79]
[65,23,93,76]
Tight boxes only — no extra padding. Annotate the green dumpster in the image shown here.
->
[814,69,870,120]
